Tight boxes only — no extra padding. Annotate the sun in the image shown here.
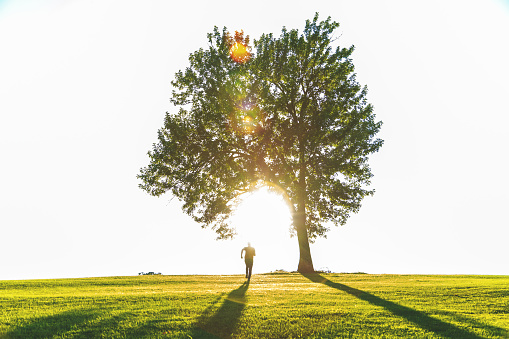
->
[229,41,250,63]
[230,187,298,273]
[226,30,251,64]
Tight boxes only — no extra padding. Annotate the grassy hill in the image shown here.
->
[0,273,508,338]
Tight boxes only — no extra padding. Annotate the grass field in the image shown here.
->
[0,273,508,338]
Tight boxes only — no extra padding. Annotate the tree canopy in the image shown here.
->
[138,14,383,272]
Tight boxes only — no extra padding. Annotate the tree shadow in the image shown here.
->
[192,281,250,339]
[434,310,509,338]
[303,273,485,339]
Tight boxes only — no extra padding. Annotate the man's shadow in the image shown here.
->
[193,281,249,338]
[303,273,485,339]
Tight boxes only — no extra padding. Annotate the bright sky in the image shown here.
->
[1,0,508,280]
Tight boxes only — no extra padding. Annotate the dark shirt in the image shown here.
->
[242,246,256,260]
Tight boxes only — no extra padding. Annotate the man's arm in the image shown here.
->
[240,248,244,258]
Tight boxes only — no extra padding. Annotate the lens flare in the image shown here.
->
[242,115,254,132]
[229,103,265,135]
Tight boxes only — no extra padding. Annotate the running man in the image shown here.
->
[241,242,256,280]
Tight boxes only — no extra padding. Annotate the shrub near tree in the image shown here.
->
[138,14,383,273]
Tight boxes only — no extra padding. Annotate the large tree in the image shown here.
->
[138,14,383,273]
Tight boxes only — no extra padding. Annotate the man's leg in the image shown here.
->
[245,265,248,278]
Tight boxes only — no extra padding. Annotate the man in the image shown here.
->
[241,242,256,280]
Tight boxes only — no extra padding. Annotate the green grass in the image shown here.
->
[1,273,508,338]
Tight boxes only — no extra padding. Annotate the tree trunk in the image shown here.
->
[295,164,314,273]
[295,127,314,273]
[295,206,314,273]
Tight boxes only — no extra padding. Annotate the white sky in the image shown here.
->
[1,0,508,280]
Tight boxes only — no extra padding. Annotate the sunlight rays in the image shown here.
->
[230,187,298,273]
